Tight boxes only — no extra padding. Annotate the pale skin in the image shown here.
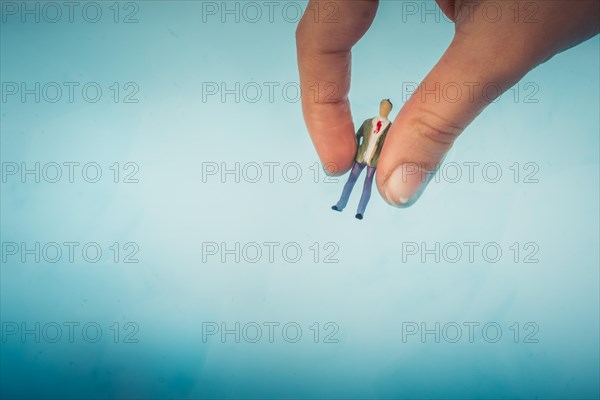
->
[296,0,600,207]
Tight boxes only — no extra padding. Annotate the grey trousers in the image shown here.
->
[334,161,376,215]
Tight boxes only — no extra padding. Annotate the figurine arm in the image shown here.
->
[356,119,368,145]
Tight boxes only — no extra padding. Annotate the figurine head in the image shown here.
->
[379,99,393,118]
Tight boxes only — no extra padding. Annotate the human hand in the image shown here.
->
[296,0,599,207]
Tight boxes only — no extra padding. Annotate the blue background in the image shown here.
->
[1,1,598,398]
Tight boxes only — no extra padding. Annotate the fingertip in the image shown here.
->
[321,153,355,177]
[374,118,455,208]
[314,135,356,176]
[305,108,358,176]
[377,163,432,208]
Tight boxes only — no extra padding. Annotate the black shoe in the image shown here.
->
[355,213,363,220]
[331,205,341,212]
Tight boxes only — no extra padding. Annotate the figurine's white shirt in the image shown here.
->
[364,116,390,165]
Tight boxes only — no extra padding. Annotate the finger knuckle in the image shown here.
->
[413,116,462,147]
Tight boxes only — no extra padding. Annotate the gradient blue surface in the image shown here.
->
[1,1,599,399]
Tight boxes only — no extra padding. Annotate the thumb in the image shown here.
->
[375,36,531,207]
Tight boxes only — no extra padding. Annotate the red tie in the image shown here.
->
[374,121,382,134]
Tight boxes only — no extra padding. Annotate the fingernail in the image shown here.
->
[383,163,439,208]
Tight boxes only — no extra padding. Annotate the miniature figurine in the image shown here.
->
[332,99,393,220]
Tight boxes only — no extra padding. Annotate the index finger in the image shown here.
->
[296,0,379,174]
